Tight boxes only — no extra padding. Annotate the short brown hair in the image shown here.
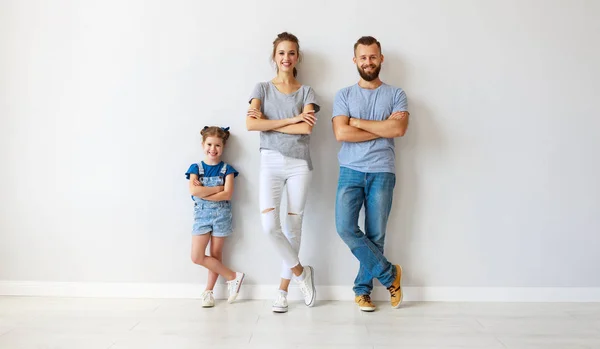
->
[200,126,230,145]
[353,36,381,54]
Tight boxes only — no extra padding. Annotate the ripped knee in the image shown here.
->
[262,208,275,214]
[287,212,303,216]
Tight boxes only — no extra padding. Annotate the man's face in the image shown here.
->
[353,43,384,81]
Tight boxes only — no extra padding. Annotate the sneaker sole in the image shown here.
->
[306,266,316,307]
[272,306,288,313]
[392,265,403,309]
[227,273,245,304]
[202,304,214,308]
[359,306,376,312]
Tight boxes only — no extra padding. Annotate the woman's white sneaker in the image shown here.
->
[296,266,316,307]
[272,291,288,313]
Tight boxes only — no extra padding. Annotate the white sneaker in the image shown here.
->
[272,291,288,313]
[226,272,245,303]
[201,290,214,308]
[297,266,316,307]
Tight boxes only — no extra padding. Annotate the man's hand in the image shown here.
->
[388,111,409,120]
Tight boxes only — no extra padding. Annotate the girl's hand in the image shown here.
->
[193,179,201,186]
[247,108,265,119]
[292,110,317,126]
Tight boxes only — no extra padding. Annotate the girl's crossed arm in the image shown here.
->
[203,173,235,201]
[189,174,223,198]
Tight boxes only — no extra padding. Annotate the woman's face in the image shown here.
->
[274,40,299,74]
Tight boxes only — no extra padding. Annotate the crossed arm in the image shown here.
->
[332,111,409,142]
[246,99,317,135]
[188,173,235,201]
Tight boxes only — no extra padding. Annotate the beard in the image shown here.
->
[357,64,381,81]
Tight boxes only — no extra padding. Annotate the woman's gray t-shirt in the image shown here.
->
[249,81,320,170]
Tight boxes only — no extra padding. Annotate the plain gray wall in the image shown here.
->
[1,0,599,288]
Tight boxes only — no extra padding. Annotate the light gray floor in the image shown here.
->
[1,296,600,348]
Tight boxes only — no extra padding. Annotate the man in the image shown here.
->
[332,36,409,311]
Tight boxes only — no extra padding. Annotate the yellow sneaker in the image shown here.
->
[387,264,403,308]
[355,294,376,312]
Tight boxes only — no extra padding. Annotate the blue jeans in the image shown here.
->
[335,166,396,296]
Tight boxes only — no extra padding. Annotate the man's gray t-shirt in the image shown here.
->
[249,81,320,170]
[332,83,408,174]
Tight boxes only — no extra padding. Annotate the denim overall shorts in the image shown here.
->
[192,163,233,237]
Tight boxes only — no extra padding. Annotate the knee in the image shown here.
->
[191,254,206,266]
[335,219,355,239]
[286,212,304,230]
[336,225,361,247]
[210,251,222,261]
[260,208,278,235]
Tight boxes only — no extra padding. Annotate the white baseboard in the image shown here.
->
[1,281,599,302]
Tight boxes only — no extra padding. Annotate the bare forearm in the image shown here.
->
[335,124,379,142]
[353,118,406,138]
[203,190,232,201]
[273,122,312,134]
[191,186,223,198]
[246,117,294,131]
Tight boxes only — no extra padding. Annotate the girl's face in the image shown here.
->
[274,40,299,75]
[203,136,224,161]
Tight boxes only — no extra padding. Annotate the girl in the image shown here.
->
[246,32,320,312]
[185,126,244,307]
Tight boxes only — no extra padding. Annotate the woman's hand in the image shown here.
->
[247,108,266,119]
[291,110,317,126]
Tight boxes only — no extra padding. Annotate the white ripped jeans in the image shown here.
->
[259,149,312,280]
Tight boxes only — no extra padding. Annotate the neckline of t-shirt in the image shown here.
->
[269,81,303,96]
[201,160,223,167]
[355,82,386,91]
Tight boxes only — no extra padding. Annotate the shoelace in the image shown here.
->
[387,285,399,298]
[202,291,213,302]
[274,294,286,306]
[360,295,372,303]
[227,280,236,294]
[298,281,309,298]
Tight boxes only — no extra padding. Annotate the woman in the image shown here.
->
[246,32,320,313]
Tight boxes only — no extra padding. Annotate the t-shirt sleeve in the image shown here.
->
[392,88,408,113]
[304,86,321,113]
[249,82,265,104]
[185,163,200,180]
[224,164,239,178]
[332,89,349,119]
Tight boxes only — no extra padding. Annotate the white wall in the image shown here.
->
[1,0,600,296]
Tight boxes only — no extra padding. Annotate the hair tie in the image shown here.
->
[203,126,209,130]
[221,127,230,131]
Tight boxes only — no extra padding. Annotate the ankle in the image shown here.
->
[291,264,304,277]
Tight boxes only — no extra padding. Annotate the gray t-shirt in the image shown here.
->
[249,81,320,170]
[332,83,408,174]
